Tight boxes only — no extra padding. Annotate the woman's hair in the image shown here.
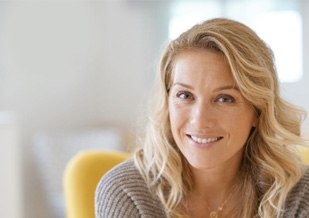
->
[134,18,306,217]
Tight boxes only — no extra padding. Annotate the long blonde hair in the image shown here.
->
[134,18,306,217]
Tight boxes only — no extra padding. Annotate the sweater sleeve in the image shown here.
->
[95,159,167,218]
[283,166,309,218]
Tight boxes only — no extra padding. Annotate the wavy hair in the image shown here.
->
[134,18,306,217]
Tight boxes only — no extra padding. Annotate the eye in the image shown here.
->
[176,91,194,100]
[215,95,235,103]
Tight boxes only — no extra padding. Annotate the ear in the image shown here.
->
[251,106,260,127]
[252,115,258,127]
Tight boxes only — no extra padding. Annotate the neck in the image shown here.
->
[189,154,242,207]
[193,167,238,195]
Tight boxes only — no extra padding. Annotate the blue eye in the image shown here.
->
[216,95,235,103]
[176,91,193,100]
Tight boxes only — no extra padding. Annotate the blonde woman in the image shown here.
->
[95,18,309,218]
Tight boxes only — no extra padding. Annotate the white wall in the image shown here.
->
[279,0,309,136]
[2,2,157,131]
[0,2,169,218]
[0,112,21,218]
[300,0,309,135]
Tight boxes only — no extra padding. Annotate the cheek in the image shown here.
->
[168,104,178,130]
[169,103,187,126]
[168,102,188,137]
[225,104,256,126]
[225,112,256,141]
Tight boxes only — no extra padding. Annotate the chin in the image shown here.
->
[187,159,216,169]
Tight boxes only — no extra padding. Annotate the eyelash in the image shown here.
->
[215,95,235,103]
[176,91,193,100]
[175,91,236,103]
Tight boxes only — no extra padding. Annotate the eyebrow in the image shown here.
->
[172,82,239,92]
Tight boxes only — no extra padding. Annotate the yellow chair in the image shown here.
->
[63,150,130,218]
[299,147,309,165]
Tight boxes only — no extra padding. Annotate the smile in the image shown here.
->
[190,135,223,144]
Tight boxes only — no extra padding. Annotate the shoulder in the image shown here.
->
[283,166,309,217]
[95,159,166,218]
[290,166,309,194]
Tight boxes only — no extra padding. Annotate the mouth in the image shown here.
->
[187,134,223,144]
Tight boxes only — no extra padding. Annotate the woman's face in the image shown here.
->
[168,49,257,170]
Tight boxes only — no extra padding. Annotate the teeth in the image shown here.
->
[191,136,221,144]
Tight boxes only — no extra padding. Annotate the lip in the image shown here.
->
[186,134,223,148]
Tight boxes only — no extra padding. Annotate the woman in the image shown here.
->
[95,18,309,218]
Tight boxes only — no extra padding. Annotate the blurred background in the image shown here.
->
[0,0,308,217]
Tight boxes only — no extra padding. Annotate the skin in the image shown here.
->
[168,49,257,217]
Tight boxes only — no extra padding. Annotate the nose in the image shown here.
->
[190,101,216,129]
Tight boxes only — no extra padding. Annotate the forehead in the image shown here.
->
[172,49,235,86]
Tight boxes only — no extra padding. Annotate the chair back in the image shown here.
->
[63,150,130,218]
[299,147,309,165]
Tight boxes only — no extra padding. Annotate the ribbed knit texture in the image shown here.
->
[95,159,166,218]
[282,165,309,218]
[95,159,309,218]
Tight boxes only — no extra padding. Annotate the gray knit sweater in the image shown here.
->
[95,159,309,218]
